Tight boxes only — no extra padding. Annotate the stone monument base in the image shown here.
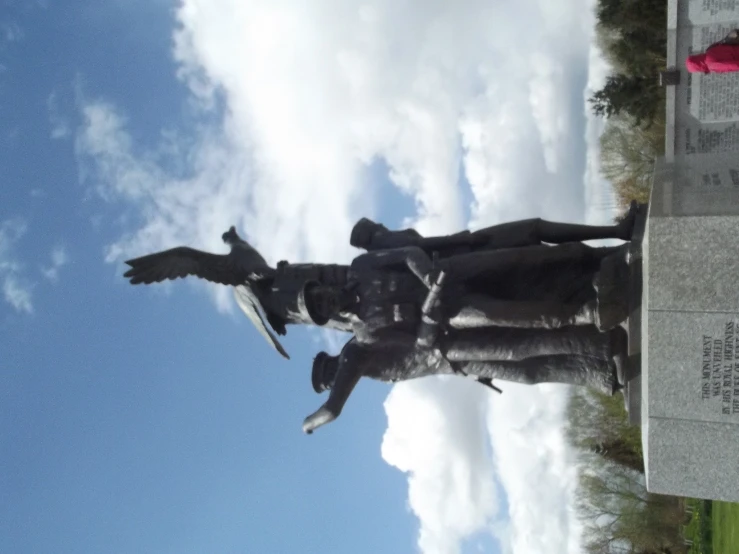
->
[642,167,739,502]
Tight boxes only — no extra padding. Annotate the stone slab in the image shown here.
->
[646,215,739,312]
[644,417,739,501]
[646,311,739,423]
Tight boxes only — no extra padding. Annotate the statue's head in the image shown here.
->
[221,225,250,245]
[350,217,388,249]
[221,226,270,269]
[221,226,242,245]
[300,281,344,325]
[312,351,339,393]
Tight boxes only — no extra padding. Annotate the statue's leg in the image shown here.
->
[534,205,637,243]
[438,242,599,280]
[443,325,615,362]
[447,295,596,329]
[470,201,638,246]
[593,246,632,331]
[440,243,630,331]
[460,354,619,395]
[534,201,638,243]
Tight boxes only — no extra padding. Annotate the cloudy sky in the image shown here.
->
[1,0,616,552]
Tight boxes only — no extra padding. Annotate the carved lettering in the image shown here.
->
[700,321,739,415]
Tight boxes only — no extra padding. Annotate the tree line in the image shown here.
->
[589,0,668,210]
[588,0,667,126]
[566,389,686,553]
[568,2,680,549]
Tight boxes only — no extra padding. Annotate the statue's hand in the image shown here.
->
[267,313,287,336]
[303,406,337,434]
[422,267,444,290]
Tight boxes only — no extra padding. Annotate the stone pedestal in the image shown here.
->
[643,0,739,501]
[642,163,739,502]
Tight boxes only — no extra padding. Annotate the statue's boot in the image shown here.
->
[609,326,629,387]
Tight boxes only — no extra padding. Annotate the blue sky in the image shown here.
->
[1,1,616,553]
[1,3,420,553]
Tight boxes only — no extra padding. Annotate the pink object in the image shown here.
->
[686,54,709,73]
[705,44,739,72]
[686,44,739,73]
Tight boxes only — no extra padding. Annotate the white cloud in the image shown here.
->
[74,98,258,312]
[487,385,582,554]
[72,0,617,551]
[0,21,23,44]
[0,218,33,314]
[382,378,498,554]
[42,245,69,282]
[48,91,71,140]
[3,273,32,313]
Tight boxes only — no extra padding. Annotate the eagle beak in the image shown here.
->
[222,226,236,243]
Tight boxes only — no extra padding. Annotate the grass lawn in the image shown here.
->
[713,501,739,553]
[684,499,711,554]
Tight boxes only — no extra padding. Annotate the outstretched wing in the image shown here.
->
[233,284,290,359]
[124,247,247,286]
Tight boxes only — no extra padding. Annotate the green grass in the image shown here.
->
[713,501,739,554]
[683,499,712,554]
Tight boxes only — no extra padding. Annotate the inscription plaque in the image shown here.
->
[689,26,739,122]
[654,153,739,215]
[700,321,739,415]
[689,0,739,23]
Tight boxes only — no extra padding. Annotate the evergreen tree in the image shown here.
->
[589,74,661,125]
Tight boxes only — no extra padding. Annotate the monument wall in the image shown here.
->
[643,0,739,501]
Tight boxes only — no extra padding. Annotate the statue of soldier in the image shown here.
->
[123,206,638,356]
[280,203,640,333]
[297,240,630,339]
[349,201,639,256]
[301,324,627,434]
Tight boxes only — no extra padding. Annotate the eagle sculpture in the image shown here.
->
[123,226,290,359]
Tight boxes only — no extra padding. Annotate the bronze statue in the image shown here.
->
[120,208,644,437]
[123,208,638,359]
[298,242,629,340]
[302,324,628,434]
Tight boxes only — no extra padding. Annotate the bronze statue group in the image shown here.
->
[123,204,642,434]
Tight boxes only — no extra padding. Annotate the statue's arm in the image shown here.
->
[354,246,434,288]
[302,346,364,434]
[417,270,446,348]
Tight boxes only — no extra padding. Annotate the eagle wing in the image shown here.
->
[233,284,290,360]
[123,247,248,286]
